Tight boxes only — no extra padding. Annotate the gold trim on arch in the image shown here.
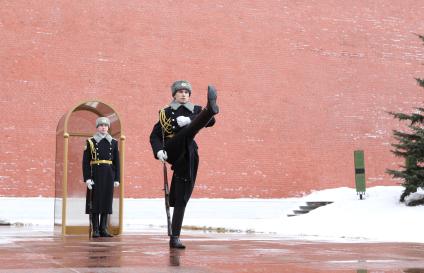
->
[63,99,125,136]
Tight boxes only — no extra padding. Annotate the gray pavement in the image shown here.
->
[0,226,423,272]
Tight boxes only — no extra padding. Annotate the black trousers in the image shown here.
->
[166,108,215,236]
[171,206,185,236]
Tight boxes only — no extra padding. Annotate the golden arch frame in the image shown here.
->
[55,100,125,236]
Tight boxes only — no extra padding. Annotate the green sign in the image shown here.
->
[354,150,366,198]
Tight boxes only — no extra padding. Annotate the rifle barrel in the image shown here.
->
[163,163,172,236]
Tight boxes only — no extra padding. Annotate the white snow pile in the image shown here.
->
[1,186,423,243]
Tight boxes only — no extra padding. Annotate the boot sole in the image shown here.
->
[170,244,186,249]
[207,85,219,114]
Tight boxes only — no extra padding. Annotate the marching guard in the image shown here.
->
[150,80,219,248]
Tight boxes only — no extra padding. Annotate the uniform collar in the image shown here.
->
[169,100,194,113]
[93,132,113,143]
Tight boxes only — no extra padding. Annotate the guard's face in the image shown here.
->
[174,89,190,104]
[97,124,109,134]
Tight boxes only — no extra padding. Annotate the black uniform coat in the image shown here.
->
[82,137,120,214]
[150,104,215,207]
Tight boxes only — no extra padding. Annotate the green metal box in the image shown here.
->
[354,150,366,199]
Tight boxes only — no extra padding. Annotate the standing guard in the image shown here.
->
[150,80,219,248]
[82,117,120,238]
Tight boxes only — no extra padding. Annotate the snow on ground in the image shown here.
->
[1,186,423,243]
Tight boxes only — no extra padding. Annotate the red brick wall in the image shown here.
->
[1,1,423,198]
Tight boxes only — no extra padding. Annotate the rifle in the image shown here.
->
[160,109,172,236]
[87,138,96,239]
[163,162,172,236]
[88,188,93,239]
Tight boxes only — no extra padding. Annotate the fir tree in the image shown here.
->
[387,35,424,205]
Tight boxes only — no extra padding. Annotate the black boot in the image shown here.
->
[170,206,186,249]
[91,213,100,238]
[99,213,113,237]
[184,87,219,139]
[169,236,186,249]
[206,85,219,114]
